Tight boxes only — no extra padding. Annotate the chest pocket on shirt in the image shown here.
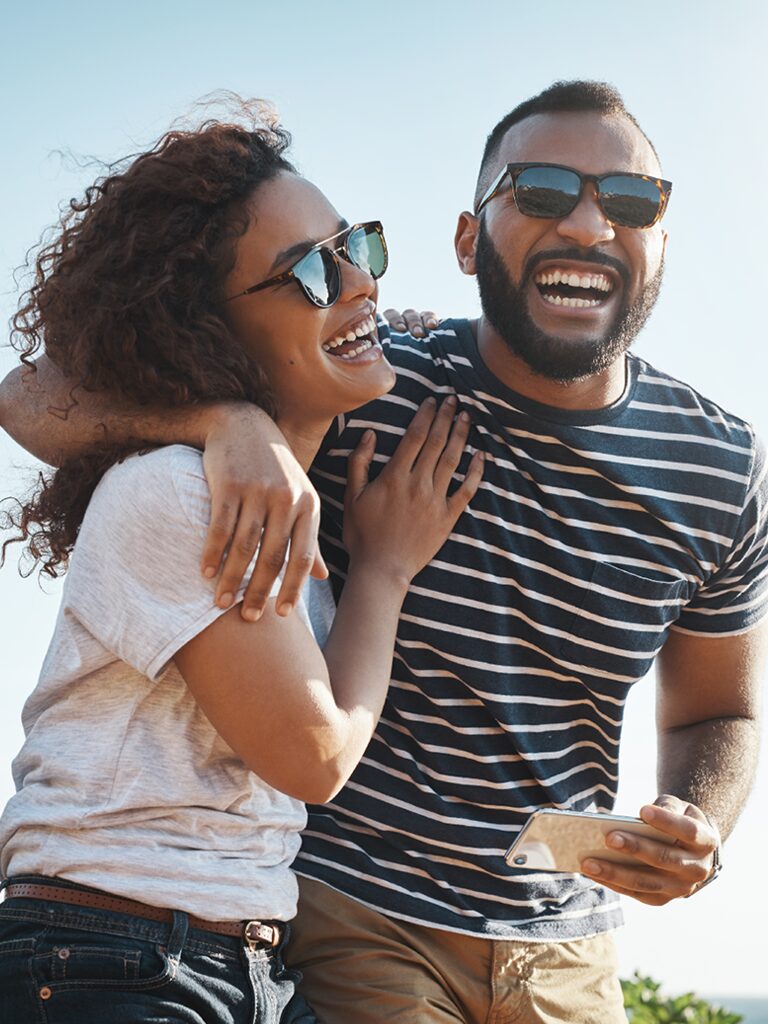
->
[557,561,687,676]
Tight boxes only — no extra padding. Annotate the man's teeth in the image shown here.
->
[543,295,602,308]
[322,315,377,353]
[534,270,613,292]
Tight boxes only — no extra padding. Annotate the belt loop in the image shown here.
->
[166,910,188,968]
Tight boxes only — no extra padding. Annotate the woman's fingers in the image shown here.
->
[411,395,457,477]
[346,430,376,502]
[432,409,472,491]
[448,450,484,511]
[447,452,484,518]
[386,398,437,472]
[381,308,439,338]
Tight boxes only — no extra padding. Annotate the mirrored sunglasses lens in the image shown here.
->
[293,248,338,306]
[515,166,581,218]
[599,176,662,228]
[348,225,387,279]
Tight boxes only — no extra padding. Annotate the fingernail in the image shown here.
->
[277,602,294,616]
[445,394,457,405]
[643,806,659,821]
[218,592,233,608]
[426,318,438,328]
[607,832,625,849]
[459,411,470,422]
[425,396,437,406]
[396,323,406,332]
[242,607,261,622]
[413,327,425,337]
[203,566,216,579]
[583,859,602,875]
[363,429,375,443]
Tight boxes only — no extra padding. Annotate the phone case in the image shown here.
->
[504,809,676,873]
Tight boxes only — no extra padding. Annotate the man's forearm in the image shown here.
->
[657,715,761,840]
[0,355,265,465]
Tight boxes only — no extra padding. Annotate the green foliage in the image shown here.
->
[621,973,743,1023]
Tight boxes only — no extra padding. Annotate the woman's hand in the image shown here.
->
[343,396,483,586]
[382,308,440,338]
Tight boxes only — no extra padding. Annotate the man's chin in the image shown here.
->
[493,311,627,382]
[522,341,623,383]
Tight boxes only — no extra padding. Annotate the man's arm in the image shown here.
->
[654,625,766,836]
[581,623,768,905]
[0,355,324,618]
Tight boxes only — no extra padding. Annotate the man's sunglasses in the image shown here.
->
[226,221,388,308]
[475,163,672,229]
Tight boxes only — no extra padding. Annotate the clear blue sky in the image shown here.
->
[1,0,766,998]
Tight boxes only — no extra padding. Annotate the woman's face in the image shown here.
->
[225,172,395,433]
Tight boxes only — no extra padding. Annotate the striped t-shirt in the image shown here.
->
[297,318,768,941]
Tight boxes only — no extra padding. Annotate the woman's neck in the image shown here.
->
[276,417,331,473]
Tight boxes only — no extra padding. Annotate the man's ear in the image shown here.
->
[454,211,480,276]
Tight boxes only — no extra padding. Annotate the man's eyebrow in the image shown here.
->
[269,219,349,273]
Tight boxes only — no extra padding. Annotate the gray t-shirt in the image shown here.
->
[0,445,334,921]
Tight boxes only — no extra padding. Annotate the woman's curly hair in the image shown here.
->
[2,98,295,578]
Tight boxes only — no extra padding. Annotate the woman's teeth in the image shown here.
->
[322,315,377,356]
[339,338,374,359]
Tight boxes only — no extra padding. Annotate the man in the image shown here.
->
[2,81,767,1022]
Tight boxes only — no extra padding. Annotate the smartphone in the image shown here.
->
[504,808,676,874]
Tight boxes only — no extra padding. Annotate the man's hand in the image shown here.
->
[382,308,440,338]
[580,795,719,906]
[201,405,327,621]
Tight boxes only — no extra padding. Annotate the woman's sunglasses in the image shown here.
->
[227,221,388,308]
[475,163,672,229]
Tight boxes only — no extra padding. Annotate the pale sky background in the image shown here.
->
[1,0,767,1001]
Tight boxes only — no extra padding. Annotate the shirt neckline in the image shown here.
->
[445,318,638,427]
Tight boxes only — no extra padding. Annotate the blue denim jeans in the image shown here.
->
[0,882,317,1023]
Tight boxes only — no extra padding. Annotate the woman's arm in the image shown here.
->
[0,355,324,617]
[174,398,483,803]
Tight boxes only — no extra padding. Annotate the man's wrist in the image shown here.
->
[687,813,723,896]
[201,402,267,445]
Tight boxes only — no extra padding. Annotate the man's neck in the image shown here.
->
[473,316,628,411]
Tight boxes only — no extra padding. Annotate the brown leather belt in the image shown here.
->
[3,883,283,949]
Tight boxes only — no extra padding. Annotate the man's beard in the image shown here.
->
[474,221,664,384]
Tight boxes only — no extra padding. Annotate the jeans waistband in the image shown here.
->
[2,875,283,950]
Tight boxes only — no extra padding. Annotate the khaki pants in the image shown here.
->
[288,877,627,1024]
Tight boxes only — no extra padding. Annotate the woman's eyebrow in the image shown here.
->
[269,220,349,272]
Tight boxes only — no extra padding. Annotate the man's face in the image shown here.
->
[468,111,667,382]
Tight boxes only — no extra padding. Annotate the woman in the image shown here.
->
[0,101,483,1022]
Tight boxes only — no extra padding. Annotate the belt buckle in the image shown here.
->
[243,920,278,951]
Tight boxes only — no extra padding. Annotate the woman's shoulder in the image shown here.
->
[95,444,206,510]
[100,444,204,486]
[81,445,211,549]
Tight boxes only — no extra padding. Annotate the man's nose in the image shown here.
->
[555,184,615,248]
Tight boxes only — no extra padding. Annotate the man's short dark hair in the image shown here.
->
[475,80,660,208]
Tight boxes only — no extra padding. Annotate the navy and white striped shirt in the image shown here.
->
[297,318,768,941]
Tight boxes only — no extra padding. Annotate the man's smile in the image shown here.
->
[525,259,624,325]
